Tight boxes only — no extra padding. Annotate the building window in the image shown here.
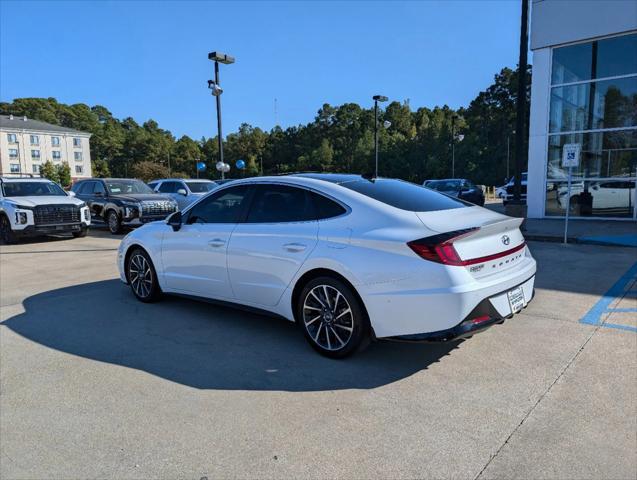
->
[8,148,18,159]
[52,151,61,160]
[73,137,82,148]
[551,33,637,85]
[7,133,17,143]
[31,149,41,159]
[75,165,83,174]
[74,151,83,161]
[51,136,60,146]
[10,164,20,173]
[549,76,637,133]
[33,164,41,174]
[546,32,637,219]
[30,135,39,145]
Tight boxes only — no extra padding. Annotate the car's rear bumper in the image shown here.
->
[361,249,537,338]
[386,276,535,342]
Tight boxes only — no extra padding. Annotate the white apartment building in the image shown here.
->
[0,114,92,179]
[527,0,636,220]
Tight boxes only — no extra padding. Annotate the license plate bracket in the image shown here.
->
[507,286,525,314]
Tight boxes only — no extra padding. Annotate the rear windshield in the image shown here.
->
[340,179,470,211]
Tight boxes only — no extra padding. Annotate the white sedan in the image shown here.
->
[117,174,536,358]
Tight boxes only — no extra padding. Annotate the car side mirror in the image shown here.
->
[167,211,182,231]
[68,191,76,197]
[94,191,103,197]
[177,188,187,196]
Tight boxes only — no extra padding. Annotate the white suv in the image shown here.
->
[0,177,91,244]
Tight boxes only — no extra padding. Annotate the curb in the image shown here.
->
[524,233,637,248]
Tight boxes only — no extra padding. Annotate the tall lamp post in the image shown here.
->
[373,95,388,178]
[451,114,460,178]
[506,129,516,180]
[512,0,529,205]
[208,51,234,180]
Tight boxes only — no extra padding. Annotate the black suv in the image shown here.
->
[71,178,178,234]
[423,178,485,206]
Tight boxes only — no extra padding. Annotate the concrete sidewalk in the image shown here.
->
[486,203,637,247]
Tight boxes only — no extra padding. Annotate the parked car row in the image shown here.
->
[2,173,536,359]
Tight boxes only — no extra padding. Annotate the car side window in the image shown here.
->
[309,192,347,220]
[158,181,177,193]
[148,182,158,190]
[92,182,106,195]
[246,184,314,223]
[186,185,250,224]
[74,182,90,194]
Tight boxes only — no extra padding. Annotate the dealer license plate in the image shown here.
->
[507,286,525,314]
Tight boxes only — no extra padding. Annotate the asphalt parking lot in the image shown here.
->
[1,231,636,479]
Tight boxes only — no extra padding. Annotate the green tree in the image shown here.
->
[57,162,71,187]
[40,160,59,183]
[130,161,170,183]
[91,158,111,178]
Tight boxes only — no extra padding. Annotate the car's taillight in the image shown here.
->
[407,228,479,266]
[408,228,526,267]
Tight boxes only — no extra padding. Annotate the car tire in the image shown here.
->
[107,210,123,234]
[296,276,370,359]
[0,214,18,244]
[72,226,88,238]
[126,248,162,303]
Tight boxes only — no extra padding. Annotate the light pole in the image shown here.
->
[208,51,234,180]
[512,0,529,205]
[506,129,516,180]
[373,95,388,178]
[451,114,458,178]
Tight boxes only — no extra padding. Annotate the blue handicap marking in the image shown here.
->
[580,262,637,333]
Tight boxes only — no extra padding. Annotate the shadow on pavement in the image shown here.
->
[2,279,459,391]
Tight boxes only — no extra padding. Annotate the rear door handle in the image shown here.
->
[283,242,307,252]
[208,238,226,248]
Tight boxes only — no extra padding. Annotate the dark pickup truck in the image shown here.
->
[71,178,178,234]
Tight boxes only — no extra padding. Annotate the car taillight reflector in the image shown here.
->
[471,315,491,325]
[408,228,526,267]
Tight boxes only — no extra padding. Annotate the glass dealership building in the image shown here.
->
[527,0,637,220]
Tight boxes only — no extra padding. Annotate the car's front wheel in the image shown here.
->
[126,248,162,302]
[107,210,123,234]
[0,215,18,244]
[72,226,88,238]
[297,276,370,358]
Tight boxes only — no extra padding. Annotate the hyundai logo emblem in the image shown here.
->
[501,235,511,246]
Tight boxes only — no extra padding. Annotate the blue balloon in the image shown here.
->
[236,159,246,169]
[196,161,206,171]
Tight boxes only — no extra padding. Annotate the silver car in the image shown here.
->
[148,179,218,210]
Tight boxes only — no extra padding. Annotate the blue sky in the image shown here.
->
[0,0,522,139]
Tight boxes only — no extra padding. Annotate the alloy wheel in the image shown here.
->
[302,284,354,351]
[108,212,119,233]
[128,254,153,298]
